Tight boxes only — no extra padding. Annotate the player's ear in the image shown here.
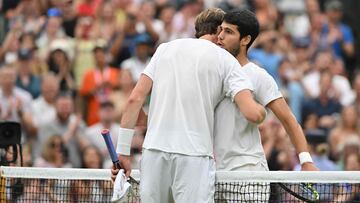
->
[240,35,251,47]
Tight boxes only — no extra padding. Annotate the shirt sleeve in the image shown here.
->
[255,70,283,106]
[223,61,254,101]
[142,43,167,80]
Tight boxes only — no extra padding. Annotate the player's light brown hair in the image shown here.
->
[195,8,225,38]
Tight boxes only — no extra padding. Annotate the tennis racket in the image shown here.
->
[278,182,320,203]
[101,129,138,185]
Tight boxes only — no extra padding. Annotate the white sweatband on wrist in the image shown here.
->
[299,152,313,165]
[116,127,135,156]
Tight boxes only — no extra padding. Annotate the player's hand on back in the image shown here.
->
[301,162,319,171]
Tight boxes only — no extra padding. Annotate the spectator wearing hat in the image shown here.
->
[36,8,67,59]
[120,36,151,85]
[80,45,119,125]
[15,48,41,98]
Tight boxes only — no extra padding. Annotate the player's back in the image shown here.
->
[143,38,239,157]
[214,62,282,170]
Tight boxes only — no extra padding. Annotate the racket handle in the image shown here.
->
[101,129,119,164]
[102,129,139,184]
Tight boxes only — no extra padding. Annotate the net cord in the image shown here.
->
[2,167,360,183]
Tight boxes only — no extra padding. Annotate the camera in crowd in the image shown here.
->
[0,122,22,166]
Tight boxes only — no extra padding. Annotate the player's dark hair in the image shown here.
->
[195,8,225,38]
[224,9,259,50]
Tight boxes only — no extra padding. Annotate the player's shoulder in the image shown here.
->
[244,62,271,77]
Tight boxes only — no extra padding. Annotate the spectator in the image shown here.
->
[302,70,342,129]
[0,19,21,65]
[294,143,338,171]
[15,48,41,98]
[109,10,153,66]
[93,1,119,42]
[81,145,104,169]
[263,118,294,171]
[302,50,354,106]
[290,0,321,39]
[18,0,45,34]
[47,48,76,96]
[53,0,78,38]
[136,1,160,44]
[252,0,278,29]
[0,66,36,138]
[153,4,177,46]
[33,135,72,168]
[249,29,283,83]
[84,101,119,167]
[172,0,202,38]
[31,73,59,127]
[79,145,110,202]
[36,8,67,59]
[73,16,97,86]
[109,71,133,121]
[329,105,360,161]
[80,45,119,125]
[322,0,354,60]
[18,33,48,76]
[352,73,360,115]
[337,137,360,170]
[34,92,87,167]
[277,58,305,122]
[120,37,152,84]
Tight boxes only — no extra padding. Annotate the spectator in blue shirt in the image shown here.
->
[15,48,41,98]
[249,29,283,83]
[321,0,354,59]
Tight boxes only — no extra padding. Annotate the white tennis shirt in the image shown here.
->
[142,38,253,157]
[214,62,282,170]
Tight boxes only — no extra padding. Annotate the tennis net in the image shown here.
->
[1,166,360,202]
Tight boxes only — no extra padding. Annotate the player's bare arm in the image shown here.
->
[234,90,266,124]
[117,74,152,177]
[266,97,319,171]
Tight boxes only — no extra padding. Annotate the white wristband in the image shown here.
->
[116,127,135,155]
[299,152,313,165]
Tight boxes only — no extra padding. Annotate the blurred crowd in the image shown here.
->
[0,0,359,172]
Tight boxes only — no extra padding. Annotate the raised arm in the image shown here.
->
[267,97,318,171]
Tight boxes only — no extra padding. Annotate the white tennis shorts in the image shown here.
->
[140,149,215,203]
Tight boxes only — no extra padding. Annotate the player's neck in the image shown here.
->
[199,34,216,43]
[236,54,249,67]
